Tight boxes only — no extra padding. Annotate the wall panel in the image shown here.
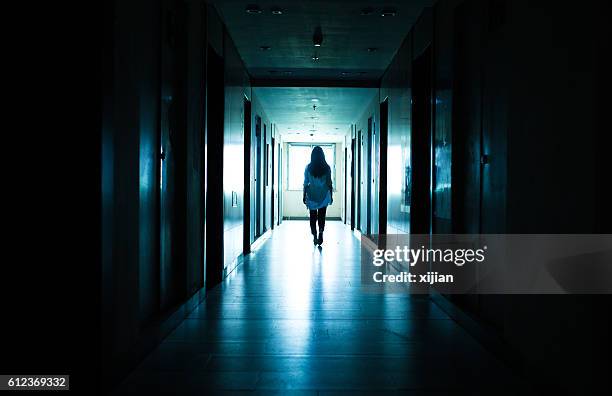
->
[381,33,412,235]
[222,18,251,276]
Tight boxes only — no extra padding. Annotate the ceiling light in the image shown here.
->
[381,9,397,17]
[271,7,283,15]
[260,46,271,51]
[312,54,319,61]
[311,98,319,102]
[313,26,323,47]
[245,5,263,14]
[367,47,378,52]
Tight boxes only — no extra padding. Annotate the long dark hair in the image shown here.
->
[307,146,330,178]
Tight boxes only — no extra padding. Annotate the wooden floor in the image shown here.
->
[113,221,531,395]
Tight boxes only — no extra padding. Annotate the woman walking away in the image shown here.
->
[303,146,333,246]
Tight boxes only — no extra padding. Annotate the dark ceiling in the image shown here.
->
[212,0,432,83]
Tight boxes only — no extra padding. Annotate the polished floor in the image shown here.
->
[113,221,532,395]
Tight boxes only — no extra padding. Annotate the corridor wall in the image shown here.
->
[376,0,612,394]
[219,16,250,277]
[380,31,413,235]
[250,93,274,237]
[353,95,380,234]
[101,0,207,390]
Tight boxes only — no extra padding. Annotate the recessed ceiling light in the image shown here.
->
[260,46,271,51]
[381,9,397,17]
[313,26,323,47]
[245,5,263,14]
[367,47,378,52]
[312,55,319,61]
[271,7,283,15]
[311,98,319,102]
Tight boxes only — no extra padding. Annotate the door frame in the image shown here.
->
[350,137,356,230]
[366,117,373,235]
[243,96,252,254]
[379,98,389,235]
[357,130,362,230]
[255,116,262,237]
[410,45,433,235]
[271,135,275,230]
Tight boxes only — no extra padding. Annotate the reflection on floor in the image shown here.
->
[113,221,532,395]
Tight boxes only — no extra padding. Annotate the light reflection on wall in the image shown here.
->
[388,145,403,196]
[223,143,244,194]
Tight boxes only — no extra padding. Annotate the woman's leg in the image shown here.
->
[309,209,318,236]
[317,207,327,232]
[317,207,327,244]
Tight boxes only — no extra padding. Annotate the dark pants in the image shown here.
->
[309,207,327,235]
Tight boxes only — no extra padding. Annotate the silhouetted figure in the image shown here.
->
[303,146,333,245]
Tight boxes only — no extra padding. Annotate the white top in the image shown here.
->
[304,167,332,210]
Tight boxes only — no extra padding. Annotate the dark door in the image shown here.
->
[278,143,282,225]
[255,116,262,237]
[263,124,267,232]
[344,147,348,224]
[205,45,224,290]
[451,3,482,234]
[350,137,356,230]
[357,130,362,230]
[160,0,188,307]
[243,97,252,254]
[410,46,433,235]
[366,117,373,235]
[271,137,275,230]
[379,99,389,235]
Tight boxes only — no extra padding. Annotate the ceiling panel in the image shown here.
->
[254,87,377,138]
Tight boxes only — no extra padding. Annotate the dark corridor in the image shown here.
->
[92,0,612,395]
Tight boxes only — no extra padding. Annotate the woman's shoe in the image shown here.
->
[318,232,323,246]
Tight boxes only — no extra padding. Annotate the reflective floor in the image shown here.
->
[113,221,531,395]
